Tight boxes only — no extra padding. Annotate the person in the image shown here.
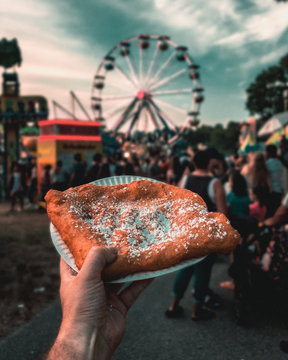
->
[9,162,25,211]
[166,150,228,321]
[166,156,182,185]
[245,153,270,190]
[27,158,38,207]
[157,154,166,178]
[46,247,152,360]
[108,156,117,177]
[97,156,111,179]
[52,160,67,192]
[148,155,161,180]
[0,169,3,202]
[234,154,247,173]
[86,153,102,183]
[263,193,288,354]
[141,158,150,176]
[69,153,86,188]
[246,153,271,215]
[131,154,142,176]
[249,186,267,221]
[206,147,226,180]
[265,144,284,216]
[264,192,288,227]
[123,158,135,175]
[40,164,52,201]
[226,171,251,217]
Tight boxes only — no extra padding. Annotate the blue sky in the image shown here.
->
[1,0,288,130]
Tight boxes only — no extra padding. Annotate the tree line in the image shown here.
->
[246,53,288,122]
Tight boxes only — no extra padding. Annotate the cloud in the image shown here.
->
[93,0,240,55]
[2,0,287,126]
[238,81,246,88]
[148,0,240,53]
[242,43,288,70]
[1,0,108,119]
[216,1,288,47]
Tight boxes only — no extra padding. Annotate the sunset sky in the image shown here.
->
[1,0,288,129]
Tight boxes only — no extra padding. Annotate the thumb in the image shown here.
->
[79,246,118,281]
[60,257,77,287]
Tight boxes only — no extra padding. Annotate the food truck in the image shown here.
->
[37,119,102,190]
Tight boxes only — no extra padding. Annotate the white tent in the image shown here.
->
[258,111,288,136]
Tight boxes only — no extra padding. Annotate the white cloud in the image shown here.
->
[2,0,287,126]
[1,0,106,119]
[216,1,288,47]
[242,44,288,70]
[246,5,288,42]
[104,0,239,54]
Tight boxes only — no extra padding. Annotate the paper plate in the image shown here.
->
[50,175,205,283]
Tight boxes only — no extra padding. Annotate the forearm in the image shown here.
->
[46,325,112,360]
[214,180,228,215]
[46,326,97,360]
[264,205,288,227]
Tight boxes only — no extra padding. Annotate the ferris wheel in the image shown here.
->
[91,34,204,140]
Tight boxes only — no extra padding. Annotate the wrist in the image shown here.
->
[53,324,97,360]
[55,323,112,360]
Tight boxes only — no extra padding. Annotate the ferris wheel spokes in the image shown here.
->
[124,53,140,88]
[101,94,135,101]
[144,40,160,86]
[126,102,144,137]
[153,97,187,114]
[143,106,149,131]
[148,94,178,124]
[103,101,131,119]
[145,50,176,88]
[113,62,138,89]
[104,77,136,92]
[149,68,188,91]
[145,102,161,129]
[113,97,139,131]
[150,88,192,96]
[147,97,173,131]
[139,44,143,85]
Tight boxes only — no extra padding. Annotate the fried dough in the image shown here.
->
[45,180,240,281]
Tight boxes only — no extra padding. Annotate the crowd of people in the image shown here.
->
[8,144,288,295]
[5,142,288,357]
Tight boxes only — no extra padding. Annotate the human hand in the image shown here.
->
[263,218,273,227]
[50,247,152,360]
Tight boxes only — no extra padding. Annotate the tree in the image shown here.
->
[184,121,240,155]
[246,53,288,122]
[280,54,288,74]
[246,65,286,121]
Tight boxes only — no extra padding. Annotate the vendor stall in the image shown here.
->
[37,119,102,190]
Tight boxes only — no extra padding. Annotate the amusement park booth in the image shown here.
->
[0,72,48,195]
[37,119,102,189]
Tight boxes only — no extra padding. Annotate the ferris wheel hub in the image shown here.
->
[136,89,145,100]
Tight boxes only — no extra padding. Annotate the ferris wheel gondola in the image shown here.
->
[91,34,204,140]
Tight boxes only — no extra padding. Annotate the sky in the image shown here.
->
[1,0,288,130]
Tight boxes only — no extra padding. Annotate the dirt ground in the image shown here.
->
[0,202,60,339]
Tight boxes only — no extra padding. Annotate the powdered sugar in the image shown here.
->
[64,180,231,263]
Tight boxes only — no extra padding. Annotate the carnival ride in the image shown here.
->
[0,38,49,195]
[91,34,204,142]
